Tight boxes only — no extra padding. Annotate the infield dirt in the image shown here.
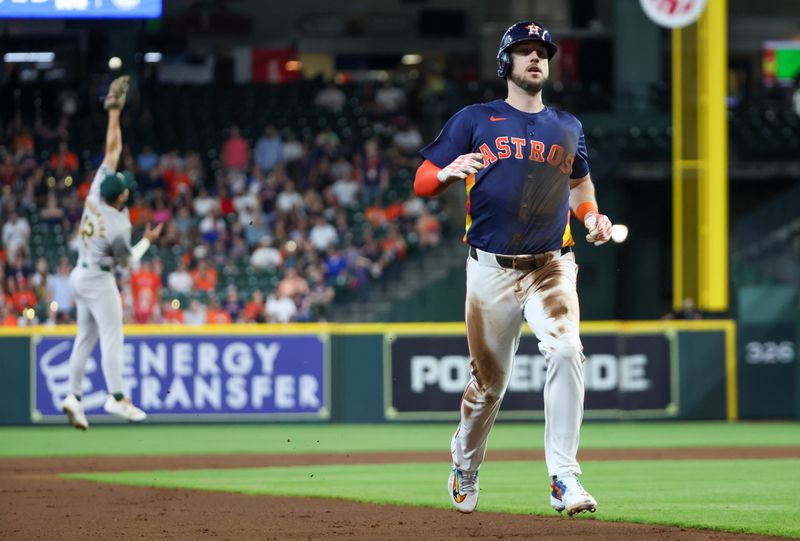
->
[2,447,798,540]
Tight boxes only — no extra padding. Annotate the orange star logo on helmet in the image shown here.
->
[526,23,541,36]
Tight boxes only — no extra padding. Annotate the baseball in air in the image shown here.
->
[108,57,122,70]
[611,224,629,243]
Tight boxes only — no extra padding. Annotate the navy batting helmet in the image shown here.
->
[497,21,558,78]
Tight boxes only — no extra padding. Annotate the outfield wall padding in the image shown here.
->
[0,321,742,425]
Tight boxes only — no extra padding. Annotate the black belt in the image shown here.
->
[80,262,111,272]
[469,245,572,271]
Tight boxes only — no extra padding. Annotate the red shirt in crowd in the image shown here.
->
[49,151,79,173]
[130,268,162,301]
[163,169,192,199]
[222,135,250,170]
[133,292,157,324]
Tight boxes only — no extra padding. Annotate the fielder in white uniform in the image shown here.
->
[414,22,613,516]
[62,76,163,430]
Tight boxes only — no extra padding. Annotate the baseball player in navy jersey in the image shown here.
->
[61,76,163,430]
[414,21,613,516]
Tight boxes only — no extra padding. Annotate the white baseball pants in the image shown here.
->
[67,266,125,396]
[451,247,585,478]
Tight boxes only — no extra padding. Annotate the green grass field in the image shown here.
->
[4,422,800,538]
[3,421,800,457]
[66,459,800,538]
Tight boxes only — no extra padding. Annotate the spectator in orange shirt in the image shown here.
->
[191,259,218,292]
[1,304,17,326]
[1,274,11,307]
[243,289,267,323]
[161,300,185,324]
[8,276,37,314]
[364,205,387,227]
[130,259,162,303]
[127,195,148,227]
[77,176,91,200]
[48,141,79,173]
[415,207,442,248]
[12,127,34,155]
[162,163,192,199]
[384,200,405,222]
[206,295,232,324]
[380,224,407,261]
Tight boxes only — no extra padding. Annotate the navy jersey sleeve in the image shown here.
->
[570,124,590,179]
[418,107,474,168]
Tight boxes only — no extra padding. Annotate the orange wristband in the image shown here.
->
[575,202,599,223]
[414,160,447,197]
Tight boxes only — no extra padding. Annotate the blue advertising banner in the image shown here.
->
[0,0,161,19]
[34,335,328,421]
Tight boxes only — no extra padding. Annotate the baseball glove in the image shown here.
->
[104,75,130,111]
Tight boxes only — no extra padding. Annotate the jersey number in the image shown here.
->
[80,216,95,244]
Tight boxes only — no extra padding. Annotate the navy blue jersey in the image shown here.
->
[419,99,590,255]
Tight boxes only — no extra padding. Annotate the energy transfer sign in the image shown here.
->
[639,0,707,28]
[33,335,328,421]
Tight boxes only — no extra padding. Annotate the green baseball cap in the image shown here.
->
[100,171,136,202]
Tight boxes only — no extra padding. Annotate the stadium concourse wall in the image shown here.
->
[0,321,749,425]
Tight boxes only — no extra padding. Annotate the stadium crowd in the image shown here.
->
[0,81,446,326]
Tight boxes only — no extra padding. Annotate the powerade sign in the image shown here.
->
[0,0,162,19]
[34,335,327,421]
[388,334,673,419]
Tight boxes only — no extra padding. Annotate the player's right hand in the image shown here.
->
[436,153,485,184]
[143,222,164,243]
[584,212,613,246]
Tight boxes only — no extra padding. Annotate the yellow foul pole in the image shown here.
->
[672,0,729,313]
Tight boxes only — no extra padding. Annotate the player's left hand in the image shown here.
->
[104,75,130,111]
[143,222,164,243]
[584,212,612,246]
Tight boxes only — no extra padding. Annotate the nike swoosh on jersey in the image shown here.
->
[489,116,507,121]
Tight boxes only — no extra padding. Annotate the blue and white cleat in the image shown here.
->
[550,476,597,516]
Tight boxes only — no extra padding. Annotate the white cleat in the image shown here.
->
[104,396,147,422]
[62,393,88,431]
[448,465,479,513]
[550,476,597,516]
[550,480,566,513]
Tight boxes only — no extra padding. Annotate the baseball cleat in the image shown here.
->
[62,393,89,431]
[104,395,147,422]
[550,479,566,512]
[448,465,479,513]
[550,476,597,516]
